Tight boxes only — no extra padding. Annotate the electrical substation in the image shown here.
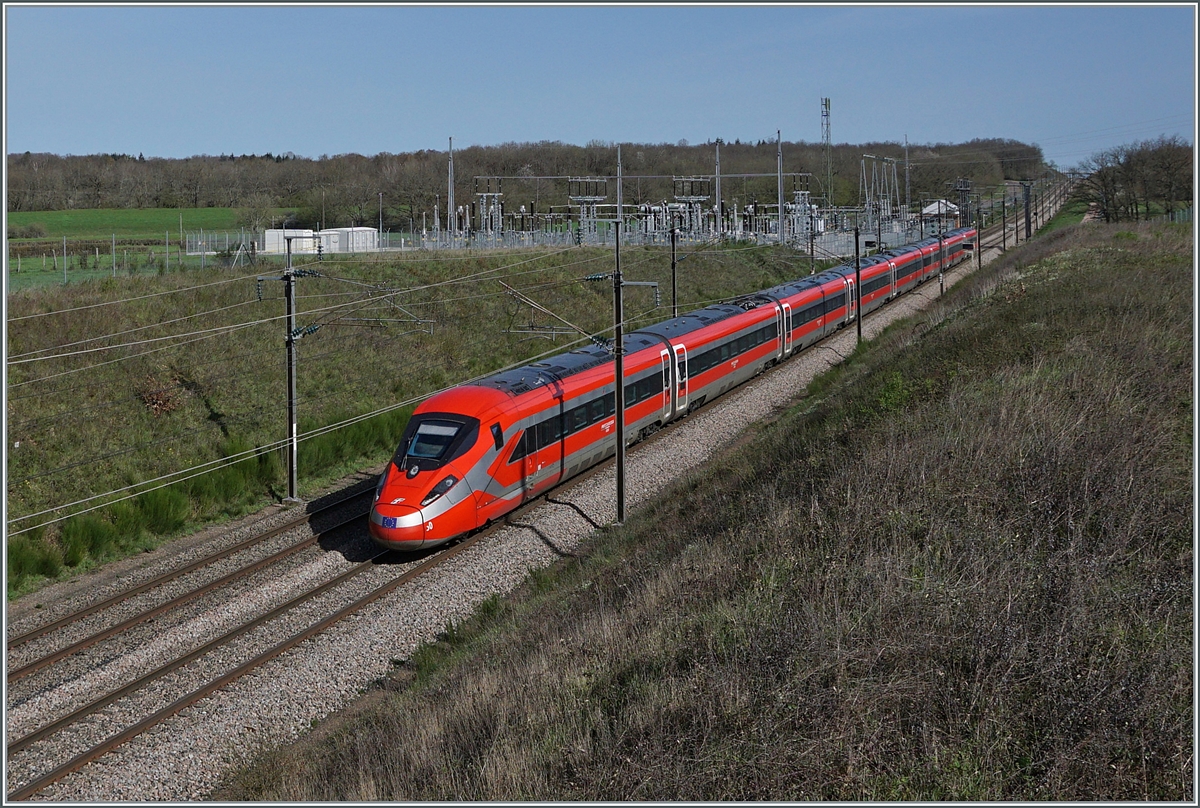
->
[188,100,1020,262]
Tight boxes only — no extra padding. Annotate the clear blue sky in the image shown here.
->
[3,3,1195,171]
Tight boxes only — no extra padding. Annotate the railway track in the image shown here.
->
[5,425,640,801]
[5,188,1073,801]
[6,491,378,682]
[6,541,479,801]
[6,475,381,650]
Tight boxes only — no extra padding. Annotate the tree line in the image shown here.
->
[1075,135,1192,223]
[7,137,1048,231]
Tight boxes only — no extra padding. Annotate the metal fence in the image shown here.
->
[184,210,946,263]
[1149,207,1193,225]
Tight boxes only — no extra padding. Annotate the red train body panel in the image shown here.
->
[369,226,977,550]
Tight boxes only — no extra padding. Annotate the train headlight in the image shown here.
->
[373,466,390,504]
[421,475,459,506]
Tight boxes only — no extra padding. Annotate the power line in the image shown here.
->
[5,269,264,322]
[5,336,280,405]
[7,235,805,402]
[6,318,273,388]
[8,247,600,373]
[7,297,263,362]
[7,238,833,534]
[6,433,297,536]
[8,409,268,489]
[5,328,607,535]
[1030,115,1193,145]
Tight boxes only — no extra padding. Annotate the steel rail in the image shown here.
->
[4,442,636,800]
[7,545,388,756]
[6,531,485,802]
[6,482,376,650]
[6,509,365,683]
[6,194,1071,801]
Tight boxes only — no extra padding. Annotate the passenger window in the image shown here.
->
[571,406,588,432]
[589,398,605,423]
[508,431,528,463]
[537,418,561,448]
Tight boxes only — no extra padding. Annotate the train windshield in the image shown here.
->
[405,420,462,460]
[393,413,481,472]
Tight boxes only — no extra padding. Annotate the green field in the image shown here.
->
[6,207,261,239]
[5,248,295,294]
[5,206,297,293]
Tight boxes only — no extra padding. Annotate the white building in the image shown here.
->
[920,200,959,216]
[317,227,378,254]
[262,229,318,254]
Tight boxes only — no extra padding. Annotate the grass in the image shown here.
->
[213,220,1193,801]
[1037,192,1089,234]
[6,206,267,240]
[6,241,837,597]
[8,206,298,294]
[6,206,296,293]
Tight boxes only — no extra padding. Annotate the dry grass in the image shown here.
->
[215,221,1192,801]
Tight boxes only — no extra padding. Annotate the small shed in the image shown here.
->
[920,200,959,216]
[317,227,378,253]
[263,229,317,254]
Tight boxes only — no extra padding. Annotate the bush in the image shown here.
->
[297,408,412,478]
[6,531,63,595]
[60,514,119,566]
[136,486,190,534]
[256,446,283,488]
[7,222,47,239]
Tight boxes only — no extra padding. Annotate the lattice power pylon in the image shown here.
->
[955,177,973,225]
[673,177,711,236]
[568,177,607,242]
[821,97,832,204]
[475,177,504,237]
[860,154,902,232]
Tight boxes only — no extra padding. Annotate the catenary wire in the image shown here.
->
[5,269,265,322]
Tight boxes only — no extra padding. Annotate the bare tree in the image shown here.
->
[234,192,278,233]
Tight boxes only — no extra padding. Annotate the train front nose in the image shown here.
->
[368,503,432,548]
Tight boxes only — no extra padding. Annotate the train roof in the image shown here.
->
[474,345,612,396]
[811,268,849,282]
[635,300,763,342]
[460,225,976,400]
[761,276,825,299]
[472,331,668,396]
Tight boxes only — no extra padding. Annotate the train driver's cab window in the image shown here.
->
[406,420,462,460]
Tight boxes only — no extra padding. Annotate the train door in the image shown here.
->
[519,429,540,502]
[779,302,792,358]
[659,349,673,420]
[845,277,856,325]
[673,344,689,413]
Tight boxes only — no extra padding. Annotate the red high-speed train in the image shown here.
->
[369,226,977,549]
